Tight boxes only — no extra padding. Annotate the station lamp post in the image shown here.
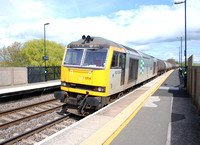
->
[174,0,187,69]
[44,23,50,81]
[174,0,187,87]
[177,37,183,68]
[177,47,180,67]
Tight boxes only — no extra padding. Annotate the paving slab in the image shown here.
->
[110,70,200,145]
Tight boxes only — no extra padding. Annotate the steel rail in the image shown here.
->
[0,99,59,117]
[0,104,64,130]
[0,113,71,145]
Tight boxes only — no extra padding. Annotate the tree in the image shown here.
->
[0,42,27,67]
[0,39,65,67]
[166,58,178,64]
[22,39,65,66]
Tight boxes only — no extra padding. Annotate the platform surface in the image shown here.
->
[0,80,60,96]
[37,70,185,145]
[110,70,200,145]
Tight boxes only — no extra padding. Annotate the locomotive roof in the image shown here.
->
[69,36,155,59]
[69,36,124,48]
[69,36,139,52]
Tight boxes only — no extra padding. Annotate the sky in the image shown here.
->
[0,0,200,63]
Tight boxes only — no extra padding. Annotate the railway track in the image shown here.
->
[0,113,71,145]
[0,99,59,116]
[0,99,63,130]
[0,97,81,145]
[0,76,156,144]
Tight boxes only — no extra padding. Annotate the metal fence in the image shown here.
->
[187,55,200,115]
[27,66,61,83]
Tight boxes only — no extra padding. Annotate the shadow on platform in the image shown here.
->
[169,71,200,145]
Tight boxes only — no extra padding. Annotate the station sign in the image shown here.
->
[43,56,49,60]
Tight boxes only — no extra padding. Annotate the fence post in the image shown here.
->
[196,67,200,115]
[187,55,193,97]
[54,66,56,80]
[27,67,29,83]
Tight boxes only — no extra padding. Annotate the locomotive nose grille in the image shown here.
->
[70,83,76,87]
[61,81,105,93]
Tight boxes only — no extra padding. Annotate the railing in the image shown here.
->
[27,66,61,83]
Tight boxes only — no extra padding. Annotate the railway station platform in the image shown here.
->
[0,80,60,97]
[37,69,200,145]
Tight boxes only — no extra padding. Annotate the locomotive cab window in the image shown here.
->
[83,49,108,67]
[63,49,83,66]
[111,51,125,68]
[63,48,108,68]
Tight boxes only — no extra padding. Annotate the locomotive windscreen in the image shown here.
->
[63,49,84,65]
[83,49,107,67]
[63,48,108,68]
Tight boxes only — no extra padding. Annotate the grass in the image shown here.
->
[194,63,200,66]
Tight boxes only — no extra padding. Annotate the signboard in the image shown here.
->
[43,56,49,60]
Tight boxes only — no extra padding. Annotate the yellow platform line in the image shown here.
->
[81,70,174,145]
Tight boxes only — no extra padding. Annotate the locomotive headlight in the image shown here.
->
[94,87,105,92]
[61,82,70,87]
[98,87,102,92]
[61,82,67,87]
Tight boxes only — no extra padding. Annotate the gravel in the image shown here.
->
[0,93,54,112]
[0,92,80,144]
[0,110,78,141]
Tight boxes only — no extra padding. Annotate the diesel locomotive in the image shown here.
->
[55,35,173,116]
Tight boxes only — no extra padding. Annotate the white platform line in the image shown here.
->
[159,86,179,91]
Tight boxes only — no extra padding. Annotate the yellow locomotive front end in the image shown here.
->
[55,36,112,115]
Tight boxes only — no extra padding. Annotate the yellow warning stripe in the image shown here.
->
[103,70,174,144]
[81,70,174,145]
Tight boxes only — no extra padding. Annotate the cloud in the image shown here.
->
[110,9,136,26]
[0,0,48,23]
[135,45,151,51]
[14,0,46,20]
[0,0,199,62]
[194,53,200,63]
[1,0,200,45]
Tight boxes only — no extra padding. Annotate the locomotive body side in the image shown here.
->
[108,47,158,96]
